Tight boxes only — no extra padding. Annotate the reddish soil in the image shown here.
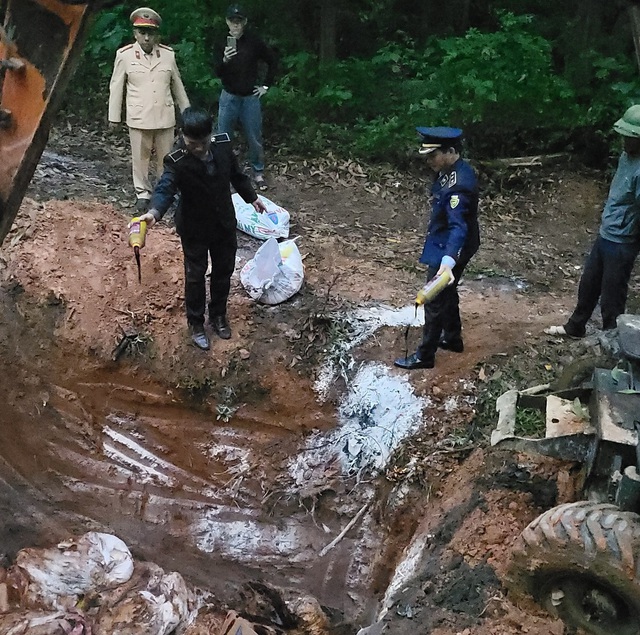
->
[1,123,638,634]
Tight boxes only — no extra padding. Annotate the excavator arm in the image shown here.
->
[0,0,110,245]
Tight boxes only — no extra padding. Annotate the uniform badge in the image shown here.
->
[448,172,457,187]
[450,195,460,209]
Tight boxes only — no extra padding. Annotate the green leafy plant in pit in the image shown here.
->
[176,374,215,401]
[216,386,239,422]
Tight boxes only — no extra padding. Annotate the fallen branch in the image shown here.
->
[319,502,369,557]
[479,153,569,169]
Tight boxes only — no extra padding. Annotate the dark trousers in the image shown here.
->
[417,260,468,362]
[566,235,640,335]
[180,231,237,326]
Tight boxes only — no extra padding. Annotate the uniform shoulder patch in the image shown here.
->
[158,44,173,51]
[450,194,460,209]
[167,148,187,163]
[212,133,231,143]
[117,43,134,53]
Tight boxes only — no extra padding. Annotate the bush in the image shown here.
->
[64,6,640,163]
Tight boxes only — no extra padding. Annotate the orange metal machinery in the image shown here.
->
[0,0,108,245]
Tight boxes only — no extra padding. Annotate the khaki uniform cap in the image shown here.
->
[130,7,162,29]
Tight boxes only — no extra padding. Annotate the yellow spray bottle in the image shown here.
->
[128,216,148,283]
[415,268,454,305]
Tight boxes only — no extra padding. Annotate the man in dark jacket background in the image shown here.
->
[137,107,267,350]
[395,127,480,370]
[214,4,277,191]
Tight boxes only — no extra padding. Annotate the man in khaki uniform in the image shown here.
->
[108,7,190,211]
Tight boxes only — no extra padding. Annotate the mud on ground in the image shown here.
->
[0,120,638,634]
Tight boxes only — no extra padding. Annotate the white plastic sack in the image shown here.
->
[233,193,290,240]
[16,532,134,610]
[240,237,304,305]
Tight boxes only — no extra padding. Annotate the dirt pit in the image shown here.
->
[0,123,638,634]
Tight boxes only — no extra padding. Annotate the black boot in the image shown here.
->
[212,315,231,339]
[438,337,464,353]
[393,352,434,370]
[189,324,210,350]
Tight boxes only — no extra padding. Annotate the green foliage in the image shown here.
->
[266,12,585,159]
[63,3,640,162]
[430,13,575,126]
[514,407,546,438]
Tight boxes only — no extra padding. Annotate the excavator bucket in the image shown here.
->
[0,0,102,245]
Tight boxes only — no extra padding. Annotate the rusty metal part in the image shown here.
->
[0,0,103,245]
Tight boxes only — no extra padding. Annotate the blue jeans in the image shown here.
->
[217,89,264,174]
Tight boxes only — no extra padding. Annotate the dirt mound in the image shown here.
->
[0,127,633,635]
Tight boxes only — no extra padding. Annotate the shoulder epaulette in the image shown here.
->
[167,148,187,163]
[212,133,231,144]
[158,44,173,51]
[117,43,134,53]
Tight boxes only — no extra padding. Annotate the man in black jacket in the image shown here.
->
[138,107,267,350]
[214,4,277,191]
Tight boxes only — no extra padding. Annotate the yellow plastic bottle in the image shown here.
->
[415,269,454,305]
[128,216,147,249]
[128,217,148,283]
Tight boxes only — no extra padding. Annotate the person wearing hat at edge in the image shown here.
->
[544,105,640,339]
[108,7,190,212]
[136,108,267,351]
[395,127,480,370]
[214,4,277,191]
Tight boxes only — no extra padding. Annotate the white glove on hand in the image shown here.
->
[223,46,237,62]
[253,85,268,98]
[134,212,157,227]
[437,256,456,286]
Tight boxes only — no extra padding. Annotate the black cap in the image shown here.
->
[226,4,246,19]
[416,126,463,154]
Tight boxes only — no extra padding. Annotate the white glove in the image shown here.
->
[223,46,237,62]
[134,212,157,227]
[253,85,268,98]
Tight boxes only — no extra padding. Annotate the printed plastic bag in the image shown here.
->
[233,193,290,240]
[240,237,304,305]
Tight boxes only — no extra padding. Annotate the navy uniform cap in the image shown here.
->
[416,126,463,154]
[226,4,247,19]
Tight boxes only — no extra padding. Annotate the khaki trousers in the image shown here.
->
[129,127,175,201]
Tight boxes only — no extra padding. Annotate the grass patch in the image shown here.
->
[176,374,215,401]
[514,407,546,438]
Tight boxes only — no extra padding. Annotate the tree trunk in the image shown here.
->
[630,4,640,74]
[319,0,336,64]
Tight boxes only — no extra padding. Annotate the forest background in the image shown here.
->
[69,0,640,166]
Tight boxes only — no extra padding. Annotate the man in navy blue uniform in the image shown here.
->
[395,127,480,370]
[137,107,267,351]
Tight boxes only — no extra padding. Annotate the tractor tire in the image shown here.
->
[506,501,640,635]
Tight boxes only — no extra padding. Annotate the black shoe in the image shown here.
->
[394,352,434,370]
[189,325,210,350]
[212,315,231,340]
[439,337,464,353]
[135,198,150,212]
